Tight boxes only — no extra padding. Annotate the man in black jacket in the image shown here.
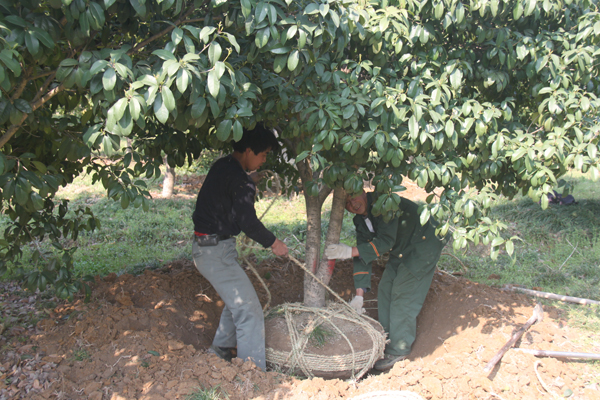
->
[192,125,288,371]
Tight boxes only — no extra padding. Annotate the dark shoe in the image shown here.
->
[207,345,234,362]
[373,354,407,371]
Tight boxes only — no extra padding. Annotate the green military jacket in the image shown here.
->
[352,193,445,290]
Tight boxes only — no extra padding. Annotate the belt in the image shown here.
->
[195,232,233,241]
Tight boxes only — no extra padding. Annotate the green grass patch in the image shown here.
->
[186,385,228,400]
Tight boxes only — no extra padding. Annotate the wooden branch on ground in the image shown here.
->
[483,303,544,373]
[513,348,600,361]
[507,286,600,305]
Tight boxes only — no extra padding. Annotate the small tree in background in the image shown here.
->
[0,0,599,303]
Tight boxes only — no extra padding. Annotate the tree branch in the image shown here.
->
[127,2,207,55]
[10,66,34,101]
[0,84,65,149]
[318,185,332,206]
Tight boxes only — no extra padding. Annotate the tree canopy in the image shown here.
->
[1,0,599,299]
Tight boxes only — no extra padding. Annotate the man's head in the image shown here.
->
[232,124,280,155]
[231,124,280,171]
[345,190,368,215]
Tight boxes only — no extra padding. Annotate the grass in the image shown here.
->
[308,324,334,348]
[441,171,600,300]
[186,385,228,400]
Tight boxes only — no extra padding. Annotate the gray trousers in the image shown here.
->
[192,238,266,370]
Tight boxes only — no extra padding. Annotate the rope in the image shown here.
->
[236,180,386,380]
[265,302,385,380]
[534,360,560,399]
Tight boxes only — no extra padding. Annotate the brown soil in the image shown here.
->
[1,180,599,400]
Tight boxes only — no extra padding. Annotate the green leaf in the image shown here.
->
[224,33,240,53]
[152,49,176,61]
[30,191,44,210]
[176,69,189,93]
[304,3,319,14]
[416,168,428,188]
[524,0,536,16]
[199,26,216,43]
[255,28,270,49]
[90,60,108,75]
[129,0,147,16]
[25,31,40,56]
[0,50,21,77]
[208,42,222,65]
[514,0,524,19]
[207,69,220,98]
[111,98,128,121]
[233,120,243,141]
[343,105,355,120]
[241,0,251,18]
[103,68,116,91]
[287,50,300,71]
[13,99,32,114]
[409,116,419,140]
[420,206,430,226]
[491,237,505,247]
[274,55,287,73]
[15,181,29,205]
[505,240,514,256]
[171,27,183,45]
[191,97,206,119]
[153,96,169,123]
[161,86,176,111]
[216,119,232,141]
[59,58,79,67]
[450,69,462,89]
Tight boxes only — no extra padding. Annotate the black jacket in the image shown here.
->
[192,155,276,248]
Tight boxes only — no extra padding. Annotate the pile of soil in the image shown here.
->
[1,255,599,400]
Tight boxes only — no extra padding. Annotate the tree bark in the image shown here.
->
[303,187,346,307]
[162,155,175,198]
[298,159,347,308]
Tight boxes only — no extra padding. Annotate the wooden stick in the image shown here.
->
[483,304,544,373]
[508,286,600,305]
[513,348,600,360]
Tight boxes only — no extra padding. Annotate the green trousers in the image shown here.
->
[377,247,440,356]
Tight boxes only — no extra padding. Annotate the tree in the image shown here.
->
[1,0,599,303]
[162,155,176,198]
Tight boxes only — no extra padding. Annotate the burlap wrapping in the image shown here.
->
[265,302,386,380]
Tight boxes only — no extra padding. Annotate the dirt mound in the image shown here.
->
[1,257,599,400]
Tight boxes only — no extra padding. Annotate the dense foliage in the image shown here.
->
[1,0,599,298]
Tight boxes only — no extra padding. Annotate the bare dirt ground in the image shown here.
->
[1,179,599,400]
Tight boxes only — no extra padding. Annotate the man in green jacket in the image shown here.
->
[325,190,446,371]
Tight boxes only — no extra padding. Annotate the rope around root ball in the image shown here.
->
[243,250,385,380]
[265,301,386,380]
[236,188,386,380]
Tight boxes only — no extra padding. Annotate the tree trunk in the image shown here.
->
[298,160,347,308]
[303,187,346,307]
[162,156,176,198]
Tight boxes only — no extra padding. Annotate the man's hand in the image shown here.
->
[349,295,365,314]
[324,244,353,260]
[271,238,288,257]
